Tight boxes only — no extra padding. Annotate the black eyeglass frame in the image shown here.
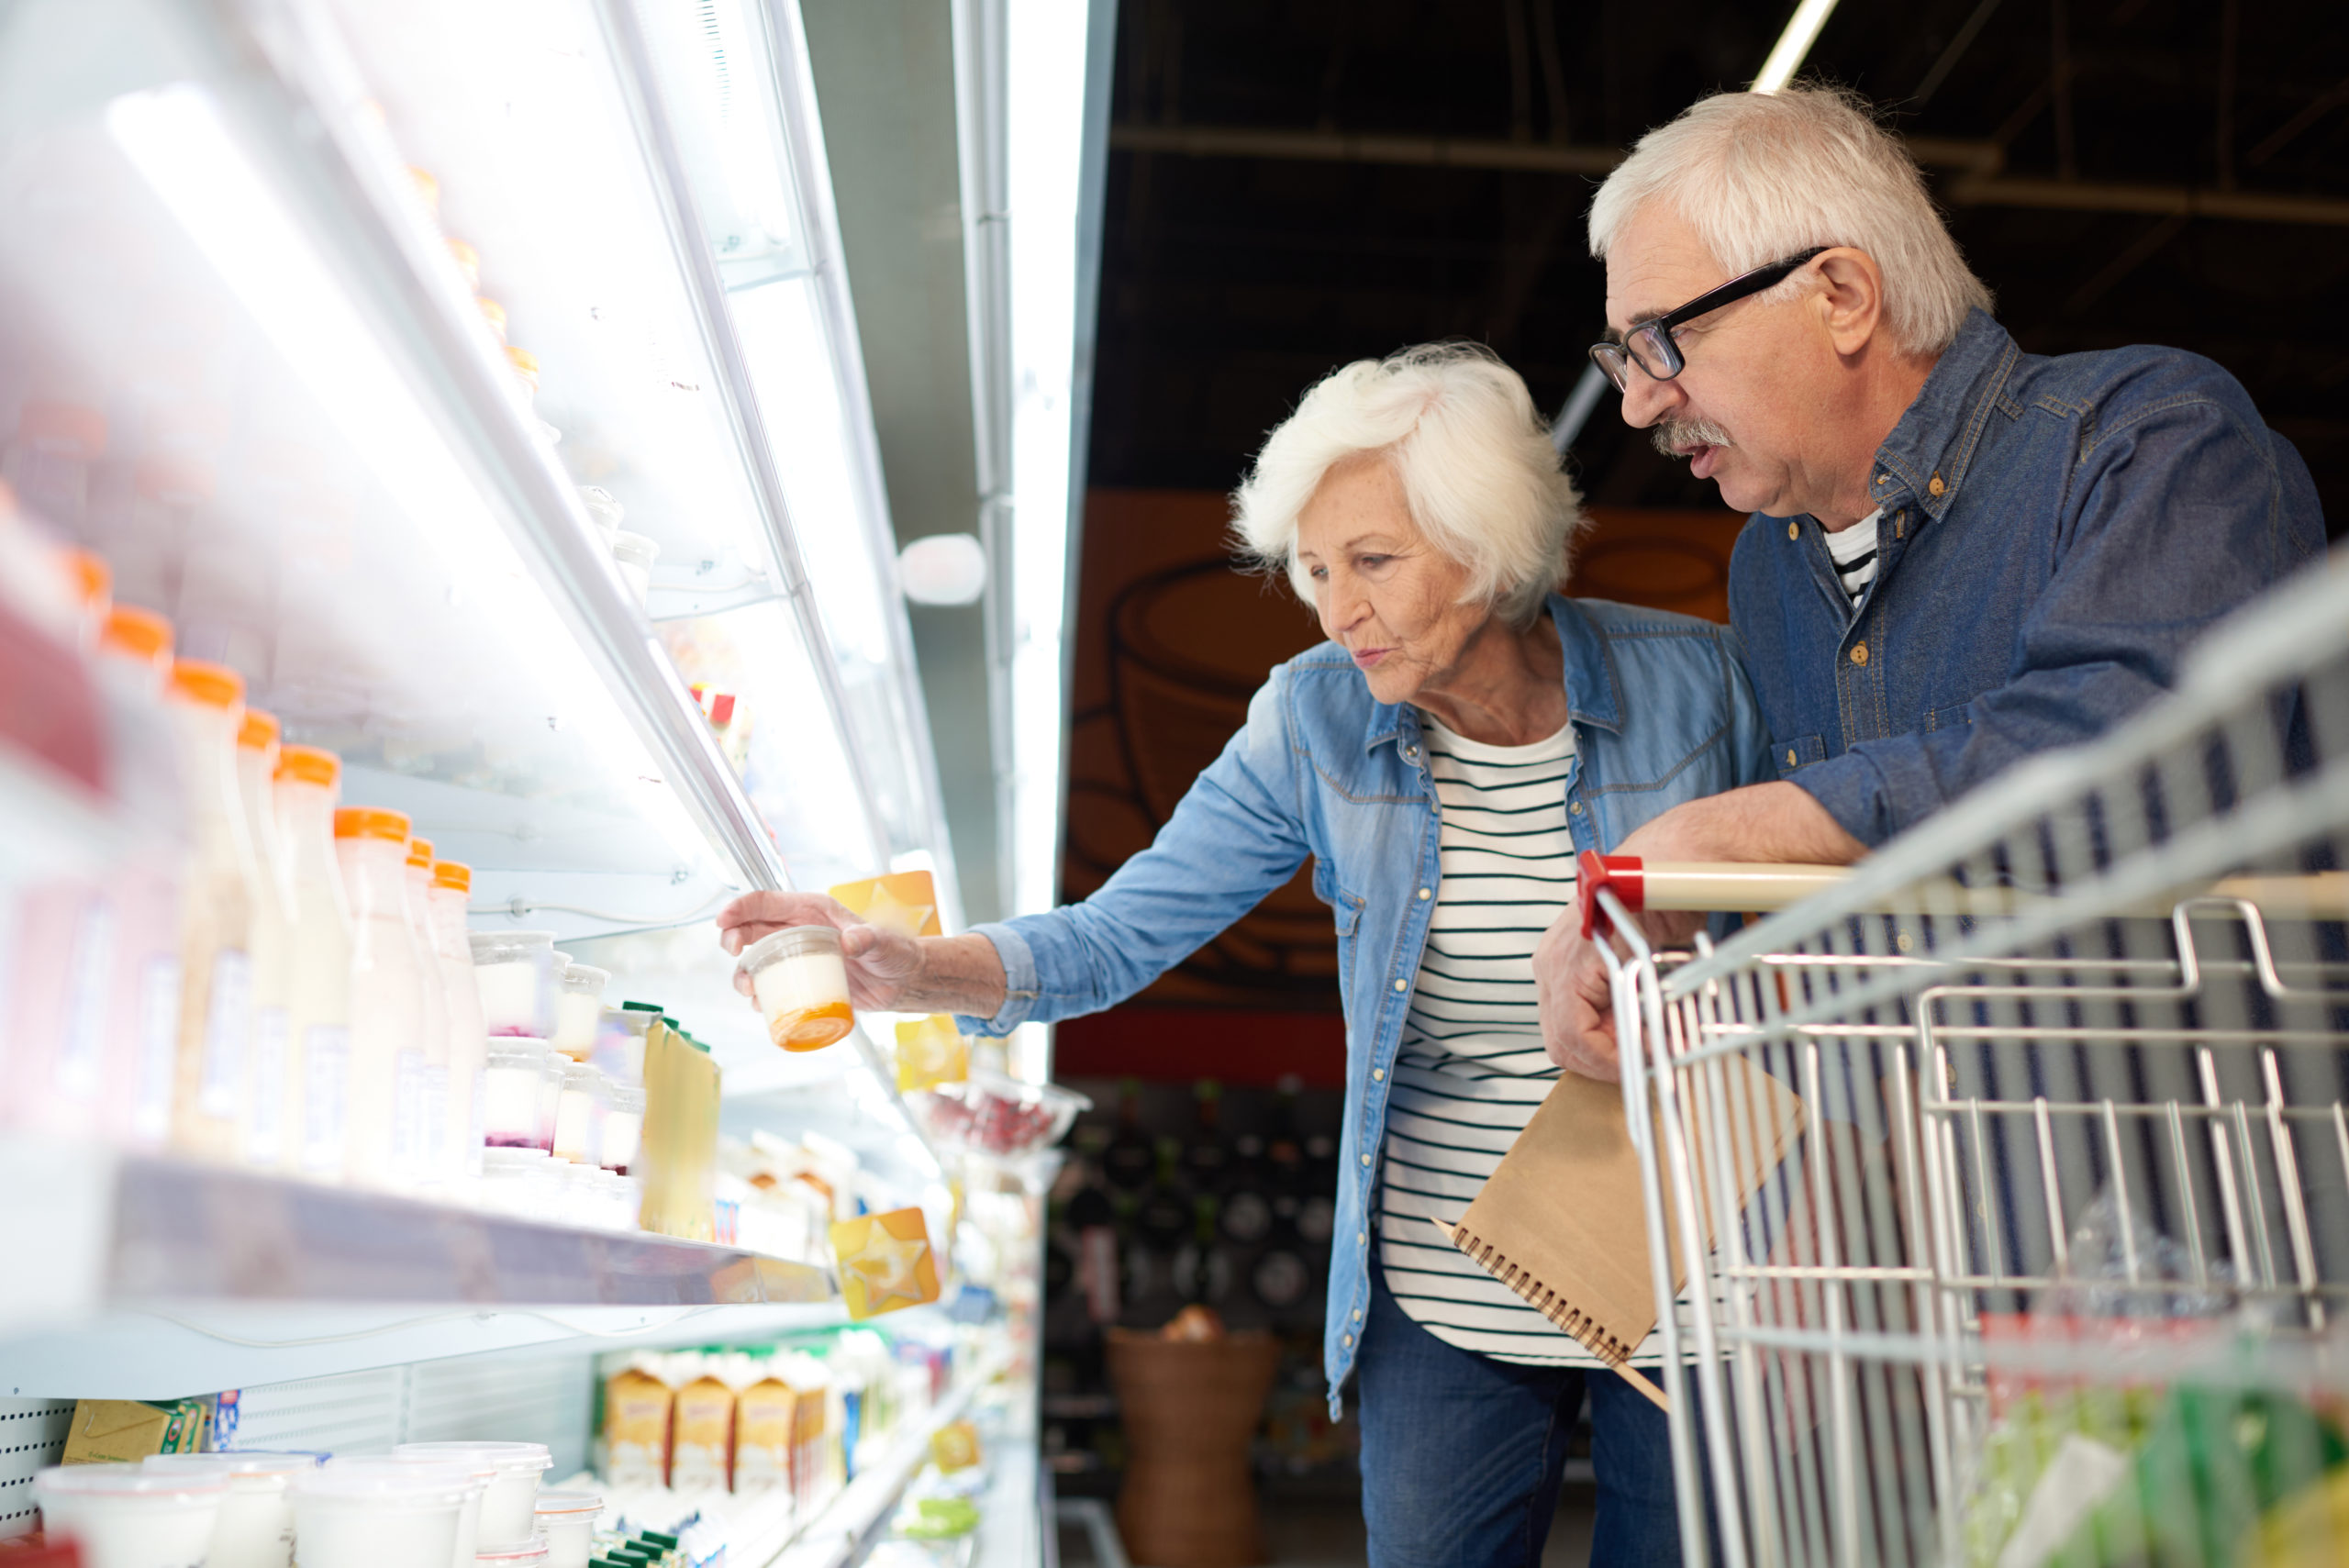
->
[1587,247,1831,391]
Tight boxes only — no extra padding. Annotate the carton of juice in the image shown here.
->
[602,1362,674,1489]
[670,1371,735,1492]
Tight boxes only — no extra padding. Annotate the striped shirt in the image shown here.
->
[1824,508,1882,612]
[1373,711,1640,1365]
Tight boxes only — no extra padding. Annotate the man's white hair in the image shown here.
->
[1588,86,1992,357]
[1230,343,1585,631]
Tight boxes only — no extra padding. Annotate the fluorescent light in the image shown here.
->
[105,82,709,873]
[1752,0,1842,93]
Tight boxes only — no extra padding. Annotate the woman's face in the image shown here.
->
[1295,454,1487,707]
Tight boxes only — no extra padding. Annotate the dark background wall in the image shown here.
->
[1058,0,2349,1084]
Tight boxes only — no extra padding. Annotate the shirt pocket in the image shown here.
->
[1923,703,1973,734]
[1773,734,1826,777]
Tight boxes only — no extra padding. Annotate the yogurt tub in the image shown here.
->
[469,932,556,1037]
[484,1037,556,1151]
[317,1460,484,1568]
[531,1493,599,1568]
[34,1463,225,1568]
[480,1146,558,1219]
[391,1444,551,1549]
[551,965,607,1060]
[598,1082,642,1176]
[551,1062,597,1164]
[143,1453,318,1568]
[294,1463,469,1568]
[739,927,854,1051]
[475,1539,549,1568]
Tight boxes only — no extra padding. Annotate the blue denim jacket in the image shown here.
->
[961,595,1773,1409]
[1733,308,2326,847]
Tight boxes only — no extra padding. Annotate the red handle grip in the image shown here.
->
[1577,851,1645,940]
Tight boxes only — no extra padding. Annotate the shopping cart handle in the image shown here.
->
[1577,851,1643,939]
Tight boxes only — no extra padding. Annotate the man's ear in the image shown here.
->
[1813,247,1888,359]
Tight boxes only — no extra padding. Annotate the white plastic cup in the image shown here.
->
[390,1444,550,1550]
[475,1538,551,1568]
[328,1457,488,1568]
[293,1462,471,1568]
[34,1464,226,1568]
[143,1452,319,1568]
[529,1491,597,1568]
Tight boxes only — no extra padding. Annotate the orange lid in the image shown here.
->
[100,605,173,665]
[334,806,410,843]
[275,744,340,788]
[447,238,481,289]
[238,708,280,750]
[407,836,435,868]
[65,550,110,610]
[169,659,243,709]
[505,344,539,375]
[432,861,472,894]
[476,297,507,334]
[407,166,440,212]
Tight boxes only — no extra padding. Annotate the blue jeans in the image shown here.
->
[1355,1269,1687,1567]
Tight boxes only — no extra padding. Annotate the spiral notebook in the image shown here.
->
[1438,1062,1805,1409]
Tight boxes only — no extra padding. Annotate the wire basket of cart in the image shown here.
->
[1582,559,2349,1568]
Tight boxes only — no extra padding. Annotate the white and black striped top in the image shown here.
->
[1823,508,1883,612]
[1373,711,1669,1366]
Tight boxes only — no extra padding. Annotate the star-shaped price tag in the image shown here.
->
[830,1207,941,1318]
[829,872,942,938]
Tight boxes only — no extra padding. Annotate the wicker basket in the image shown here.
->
[1105,1329,1283,1568]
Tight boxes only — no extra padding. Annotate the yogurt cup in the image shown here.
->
[293,1462,472,1568]
[468,932,556,1038]
[484,1037,556,1151]
[480,1146,558,1220]
[551,965,607,1061]
[343,1455,491,1568]
[530,1492,599,1568]
[391,1444,551,1550]
[739,926,854,1051]
[475,1540,549,1568]
[35,1463,226,1568]
[551,1061,598,1164]
[143,1453,319,1568]
[598,1083,642,1176]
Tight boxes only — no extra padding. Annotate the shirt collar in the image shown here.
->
[1865,307,2021,525]
[1361,594,1622,754]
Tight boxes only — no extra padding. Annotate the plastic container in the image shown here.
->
[428,862,487,1182]
[607,533,657,612]
[551,963,607,1061]
[332,1456,489,1568]
[469,931,555,1038]
[925,1067,1092,1156]
[484,1037,556,1151]
[143,1452,317,1568]
[479,1145,557,1219]
[530,1491,599,1568]
[738,927,853,1051]
[474,1541,548,1568]
[333,806,424,1189]
[33,1462,226,1568]
[551,1061,598,1164]
[401,838,452,1184]
[292,1462,472,1568]
[636,1020,719,1240]
[233,709,295,1170]
[390,1444,551,1550]
[595,1005,656,1084]
[273,745,351,1180]
[166,659,264,1163]
[599,1081,643,1176]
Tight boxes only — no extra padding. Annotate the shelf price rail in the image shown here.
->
[1583,558,2349,1568]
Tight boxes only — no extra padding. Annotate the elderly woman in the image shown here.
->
[718,342,1770,1566]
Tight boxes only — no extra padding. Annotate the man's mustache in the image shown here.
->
[1652,417,1736,460]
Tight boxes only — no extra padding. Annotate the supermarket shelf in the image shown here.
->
[765,1361,995,1568]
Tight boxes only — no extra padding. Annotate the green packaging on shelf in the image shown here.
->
[638,1532,679,1550]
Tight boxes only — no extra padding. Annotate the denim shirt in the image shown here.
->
[1732,308,2325,847]
[960,594,1773,1410]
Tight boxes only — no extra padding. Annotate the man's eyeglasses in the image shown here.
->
[1587,247,1829,392]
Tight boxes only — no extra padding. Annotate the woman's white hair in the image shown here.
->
[1588,86,1992,358]
[1230,342,1586,631]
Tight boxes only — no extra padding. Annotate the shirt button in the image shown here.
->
[1372,1068,1385,1081]
[1417,887,1431,900]
[1358,1231,1368,1245]
[1928,473,1945,497]
[1342,1333,1354,1347]
[1361,1153,1373,1167]
[1568,800,1583,815]
[1785,521,1798,540]
[1405,745,1419,759]
[1875,473,1888,485]
[1352,1308,1363,1321]
[1785,748,1798,768]
[1393,978,1407,992]
[1850,642,1869,666]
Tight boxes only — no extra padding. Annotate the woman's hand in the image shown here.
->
[1533,914,1623,1081]
[716,891,927,1011]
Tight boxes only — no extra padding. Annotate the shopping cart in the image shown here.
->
[1585,558,2349,1568]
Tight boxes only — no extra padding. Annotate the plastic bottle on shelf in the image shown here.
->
[273,745,351,1181]
[231,709,295,1170]
[96,606,188,1148]
[2,400,106,533]
[427,861,487,1184]
[166,659,262,1164]
[402,836,451,1187]
[332,806,423,1190]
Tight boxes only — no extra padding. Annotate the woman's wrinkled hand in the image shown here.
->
[715,891,927,1011]
[1533,911,1622,1081]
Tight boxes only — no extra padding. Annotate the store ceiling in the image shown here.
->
[1082,0,2349,530]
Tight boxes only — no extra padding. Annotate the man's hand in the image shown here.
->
[1535,783,1865,1078]
[716,891,927,1010]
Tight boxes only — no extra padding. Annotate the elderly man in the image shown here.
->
[1537,85,2326,1075]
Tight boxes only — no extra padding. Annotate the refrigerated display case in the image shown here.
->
[0,0,1044,1561]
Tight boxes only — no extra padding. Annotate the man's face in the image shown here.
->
[1603,203,1834,518]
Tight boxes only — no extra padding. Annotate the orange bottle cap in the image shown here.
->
[407,836,435,868]
[407,166,440,211]
[505,345,540,374]
[65,549,111,610]
[238,708,280,750]
[275,744,340,788]
[100,605,173,666]
[432,861,472,894]
[169,659,243,709]
[334,806,410,842]
[477,297,507,330]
